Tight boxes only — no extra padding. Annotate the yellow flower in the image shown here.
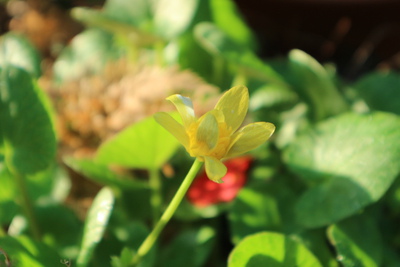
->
[154,85,275,182]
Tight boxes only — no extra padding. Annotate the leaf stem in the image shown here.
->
[149,168,162,226]
[11,168,41,240]
[213,56,225,86]
[231,72,247,87]
[131,159,203,265]
[0,227,5,237]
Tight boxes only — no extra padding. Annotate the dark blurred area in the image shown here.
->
[234,0,400,79]
[2,0,400,79]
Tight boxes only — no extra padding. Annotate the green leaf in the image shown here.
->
[111,247,135,267]
[250,84,297,110]
[194,22,286,85]
[228,169,303,244]
[71,8,160,47]
[95,114,180,170]
[64,157,149,189]
[284,112,400,228]
[35,202,82,259]
[228,232,322,267]
[157,226,215,267]
[0,66,56,174]
[0,33,41,77]
[0,235,62,266]
[111,222,156,267]
[76,187,115,267]
[65,157,152,220]
[53,28,120,83]
[176,31,213,82]
[354,71,400,115]
[288,49,348,121]
[295,229,339,267]
[327,213,383,267]
[209,0,257,50]
[153,0,199,39]
[229,184,281,244]
[103,0,150,27]
[0,162,18,224]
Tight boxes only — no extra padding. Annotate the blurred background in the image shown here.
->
[2,0,400,78]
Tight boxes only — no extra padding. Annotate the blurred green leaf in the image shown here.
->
[194,22,286,85]
[35,202,82,259]
[71,8,160,47]
[0,66,56,174]
[153,0,199,39]
[228,232,322,267]
[177,31,213,82]
[327,213,383,267]
[354,71,400,115]
[209,0,257,50]
[296,229,339,267]
[0,235,62,266]
[229,166,302,244]
[95,114,180,170]
[0,33,41,77]
[65,157,152,220]
[0,162,18,224]
[250,84,297,110]
[110,222,155,267]
[53,29,120,82]
[284,112,400,228]
[288,49,348,121]
[77,187,115,267]
[381,246,400,267]
[103,0,150,27]
[157,226,215,267]
[111,247,135,267]
[26,164,68,202]
[64,157,149,190]
[229,183,281,244]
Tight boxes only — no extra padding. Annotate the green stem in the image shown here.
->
[231,72,248,87]
[213,56,225,86]
[11,169,41,240]
[149,168,162,226]
[0,226,5,237]
[131,159,203,265]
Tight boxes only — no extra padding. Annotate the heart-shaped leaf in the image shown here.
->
[228,232,322,267]
[327,213,383,267]
[95,114,180,170]
[0,66,56,174]
[284,112,400,228]
[354,71,400,115]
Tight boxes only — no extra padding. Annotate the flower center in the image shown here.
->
[187,121,232,160]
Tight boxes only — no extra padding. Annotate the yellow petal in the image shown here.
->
[226,122,275,158]
[196,112,219,150]
[154,112,189,148]
[214,85,249,132]
[167,94,195,128]
[204,156,227,183]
